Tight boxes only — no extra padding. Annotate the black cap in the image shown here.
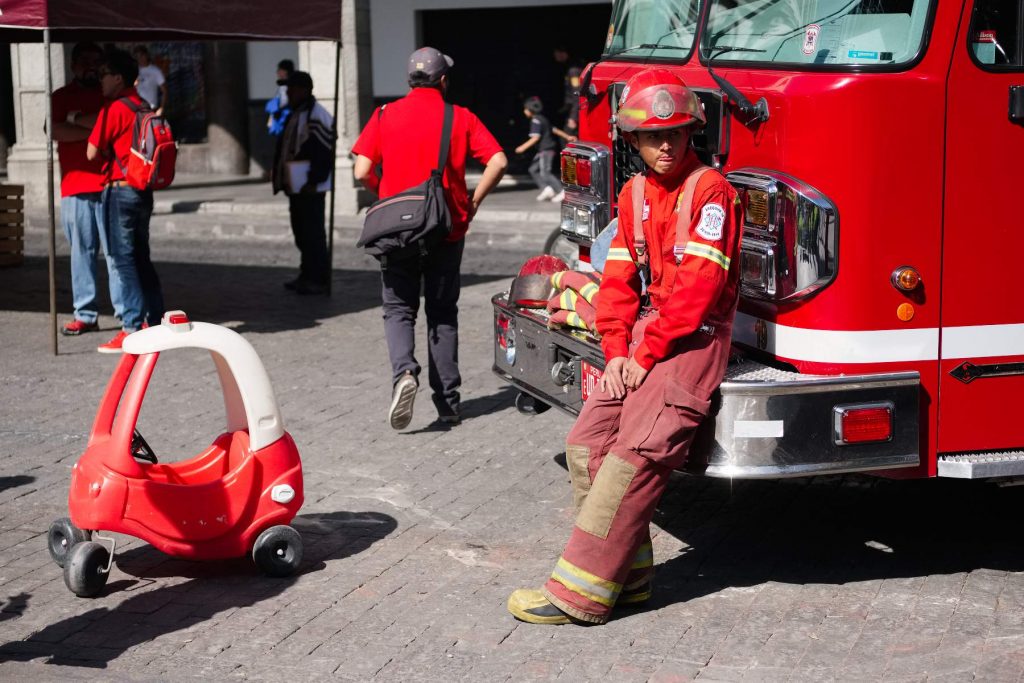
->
[408,47,453,85]
[523,96,543,114]
[286,70,313,90]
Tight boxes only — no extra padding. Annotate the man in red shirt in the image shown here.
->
[352,47,507,429]
[87,48,163,353]
[52,42,124,337]
[508,69,742,625]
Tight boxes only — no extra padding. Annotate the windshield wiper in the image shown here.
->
[705,45,770,125]
[613,43,692,55]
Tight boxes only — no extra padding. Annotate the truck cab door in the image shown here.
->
[940,0,1024,454]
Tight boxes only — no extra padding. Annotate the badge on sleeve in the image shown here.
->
[695,203,725,241]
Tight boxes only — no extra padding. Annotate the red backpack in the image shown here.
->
[117,97,177,191]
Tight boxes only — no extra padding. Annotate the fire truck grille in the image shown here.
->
[612,136,643,198]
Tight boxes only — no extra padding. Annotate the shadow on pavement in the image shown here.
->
[0,511,397,668]
[633,475,1024,617]
[0,256,512,335]
[0,476,35,493]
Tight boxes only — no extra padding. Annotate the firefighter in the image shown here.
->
[508,68,742,625]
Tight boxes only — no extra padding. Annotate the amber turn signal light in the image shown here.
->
[891,266,921,292]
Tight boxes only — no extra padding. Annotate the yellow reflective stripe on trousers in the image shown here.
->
[683,242,730,270]
[559,289,578,310]
[551,271,565,289]
[550,557,622,607]
[606,247,635,264]
[579,282,599,302]
[631,542,654,569]
[566,311,585,329]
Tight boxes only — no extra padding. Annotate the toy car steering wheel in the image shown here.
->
[131,429,158,464]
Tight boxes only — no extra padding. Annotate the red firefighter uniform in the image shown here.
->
[542,150,742,624]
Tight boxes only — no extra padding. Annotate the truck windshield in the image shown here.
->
[701,0,933,67]
[604,0,702,59]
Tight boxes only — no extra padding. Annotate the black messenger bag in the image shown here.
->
[357,103,454,259]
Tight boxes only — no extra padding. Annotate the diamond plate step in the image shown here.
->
[938,451,1024,479]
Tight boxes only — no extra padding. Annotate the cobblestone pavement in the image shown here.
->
[2,228,1024,681]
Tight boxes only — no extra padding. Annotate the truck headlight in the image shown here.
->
[727,169,838,302]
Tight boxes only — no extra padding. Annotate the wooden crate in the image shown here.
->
[0,185,24,267]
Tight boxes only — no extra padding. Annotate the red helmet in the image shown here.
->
[616,68,705,132]
[509,255,568,308]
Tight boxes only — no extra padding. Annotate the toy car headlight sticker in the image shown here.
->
[696,203,726,241]
[652,89,675,119]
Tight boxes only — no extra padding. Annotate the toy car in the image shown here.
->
[47,311,304,597]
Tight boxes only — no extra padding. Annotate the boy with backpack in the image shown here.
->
[87,47,167,353]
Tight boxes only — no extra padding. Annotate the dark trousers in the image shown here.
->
[380,239,464,415]
[288,193,329,285]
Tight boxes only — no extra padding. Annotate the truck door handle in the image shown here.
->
[1010,86,1024,124]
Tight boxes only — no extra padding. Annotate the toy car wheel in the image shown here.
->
[515,391,551,415]
[63,541,110,598]
[47,517,91,568]
[252,525,303,578]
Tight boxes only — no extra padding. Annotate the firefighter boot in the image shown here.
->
[507,589,584,625]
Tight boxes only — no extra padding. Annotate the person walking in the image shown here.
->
[131,46,167,115]
[352,47,508,429]
[515,96,571,202]
[271,70,336,295]
[52,42,124,337]
[507,69,742,625]
[86,47,159,353]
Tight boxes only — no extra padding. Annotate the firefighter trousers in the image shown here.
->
[544,317,724,624]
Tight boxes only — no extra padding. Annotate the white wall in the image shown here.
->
[246,41,300,100]
[370,0,607,97]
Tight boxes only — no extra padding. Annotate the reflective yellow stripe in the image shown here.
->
[550,557,621,606]
[606,247,635,263]
[683,242,730,270]
[566,312,585,329]
[579,282,600,302]
[551,271,565,289]
[560,289,578,310]
[631,542,654,569]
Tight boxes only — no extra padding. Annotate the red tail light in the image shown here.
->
[833,403,893,444]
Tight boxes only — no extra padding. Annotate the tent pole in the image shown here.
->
[327,39,341,297]
[44,29,57,355]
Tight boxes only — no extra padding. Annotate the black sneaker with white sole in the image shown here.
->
[389,372,418,430]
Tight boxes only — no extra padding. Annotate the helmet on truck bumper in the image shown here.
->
[509,255,569,308]
[616,68,705,132]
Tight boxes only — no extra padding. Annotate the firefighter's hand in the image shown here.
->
[623,357,649,390]
[600,356,627,399]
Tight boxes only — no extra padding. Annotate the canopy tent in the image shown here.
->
[0,0,344,353]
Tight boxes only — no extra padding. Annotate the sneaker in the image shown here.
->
[536,186,556,201]
[61,319,99,336]
[283,277,302,291]
[388,371,418,430]
[551,190,565,203]
[438,412,461,425]
[97,330,130,354]
[507,589,579,625]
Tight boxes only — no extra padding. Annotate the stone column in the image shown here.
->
[201,42,249,175]
[300,0,373,216]
[7,43,69,218]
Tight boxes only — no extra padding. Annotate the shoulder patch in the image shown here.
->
[695,203,726,241]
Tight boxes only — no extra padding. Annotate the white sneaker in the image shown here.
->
[551,190,565,203]
[536,186,556,201]
[388,371,418,430]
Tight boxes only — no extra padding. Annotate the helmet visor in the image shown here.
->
[617,85,705,132]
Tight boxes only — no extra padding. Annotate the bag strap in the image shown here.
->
[113,97,148,178]
[631,173,647,267]
[435,103,453,174]
[674,165,713,256]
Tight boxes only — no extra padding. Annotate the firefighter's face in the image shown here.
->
[630,127,690,175]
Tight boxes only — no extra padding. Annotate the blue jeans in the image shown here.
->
[61,193,123,324]
[102,185,162,331]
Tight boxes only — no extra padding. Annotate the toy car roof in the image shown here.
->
[121,312,285,451]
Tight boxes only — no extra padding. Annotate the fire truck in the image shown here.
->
[493,0,1024,480]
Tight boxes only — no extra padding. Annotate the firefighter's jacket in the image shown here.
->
[596,153,742,371]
